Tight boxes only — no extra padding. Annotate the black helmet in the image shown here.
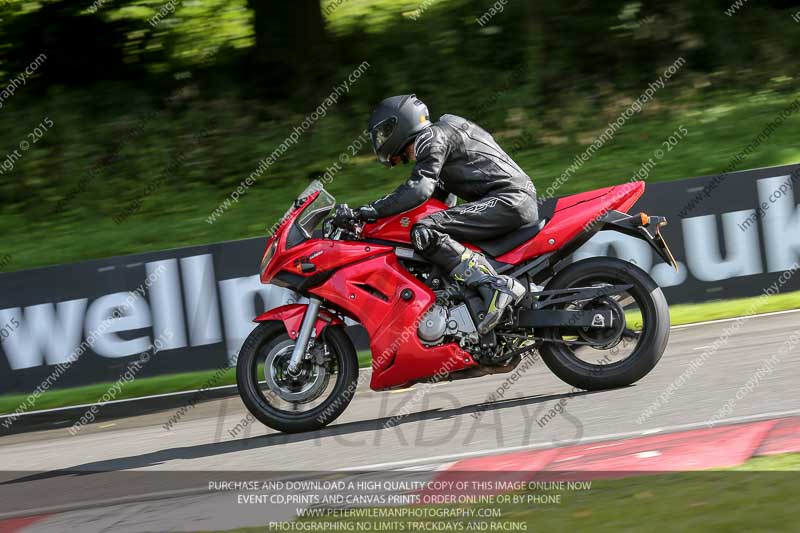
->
[368,94,431,167]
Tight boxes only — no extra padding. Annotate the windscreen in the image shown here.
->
[275,179,326,230]
[296,187,336,237]
[274,180,324,236]
[281,181,336,248]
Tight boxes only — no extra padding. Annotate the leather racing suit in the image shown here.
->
[367,114,538,271]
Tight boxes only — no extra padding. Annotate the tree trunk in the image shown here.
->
[247,0,326,97]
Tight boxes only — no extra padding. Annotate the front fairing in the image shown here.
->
[260,185,396,289]
[263,237,394,288]
[261,187,329,284]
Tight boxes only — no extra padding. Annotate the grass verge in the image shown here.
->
[235,453,800,533]
[2,291,798,416]
[668,290,800,325]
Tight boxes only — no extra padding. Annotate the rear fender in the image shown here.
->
[253,303,344,340]
[597,210,679,271]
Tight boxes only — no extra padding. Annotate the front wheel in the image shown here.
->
[236,321,359,433]
[537,257,670,390]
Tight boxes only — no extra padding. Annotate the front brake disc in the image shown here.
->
[264,340,330,403]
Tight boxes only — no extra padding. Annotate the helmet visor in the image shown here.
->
[370,116,398,163]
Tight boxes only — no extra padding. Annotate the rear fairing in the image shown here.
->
[495,182,645,263]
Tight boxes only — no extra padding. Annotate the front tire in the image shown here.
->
[538,257,669,390]
[236,321,359,433]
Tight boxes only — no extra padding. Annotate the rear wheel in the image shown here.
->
[236,321,359,433]
[538,257,669,390]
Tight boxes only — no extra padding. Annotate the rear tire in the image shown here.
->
[538,257,669,390]
[236,321,359,433]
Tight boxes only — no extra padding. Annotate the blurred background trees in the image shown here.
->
[1,0,800,269]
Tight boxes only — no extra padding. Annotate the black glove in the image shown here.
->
[333,204,379,228]
[332,204,358,228]
[355,205,379,223]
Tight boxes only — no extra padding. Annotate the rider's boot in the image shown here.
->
[450,251,526,334]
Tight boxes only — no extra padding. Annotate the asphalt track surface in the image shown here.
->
[1,310,799,521]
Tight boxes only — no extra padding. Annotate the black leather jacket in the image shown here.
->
[369,114,534,218]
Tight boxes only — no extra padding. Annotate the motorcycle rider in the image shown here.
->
[337,94,538,334]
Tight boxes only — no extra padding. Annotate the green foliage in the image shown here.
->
[0,0,799,270]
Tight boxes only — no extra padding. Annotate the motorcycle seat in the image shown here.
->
[471,219,547,257]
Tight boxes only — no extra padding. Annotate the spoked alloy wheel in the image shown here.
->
[538,257,669,390]
[236,321,358,433]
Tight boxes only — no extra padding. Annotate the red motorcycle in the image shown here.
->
[237,180,677,433]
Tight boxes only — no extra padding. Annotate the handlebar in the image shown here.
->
[326,204,364,240]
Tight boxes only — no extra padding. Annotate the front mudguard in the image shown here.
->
[253,303,344,340]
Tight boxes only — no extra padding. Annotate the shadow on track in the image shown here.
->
[4,387,604,485]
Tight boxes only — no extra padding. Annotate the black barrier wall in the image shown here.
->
[577,163,800,302]
[1,164,799,394]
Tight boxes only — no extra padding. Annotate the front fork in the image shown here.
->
[286,297,322,375]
